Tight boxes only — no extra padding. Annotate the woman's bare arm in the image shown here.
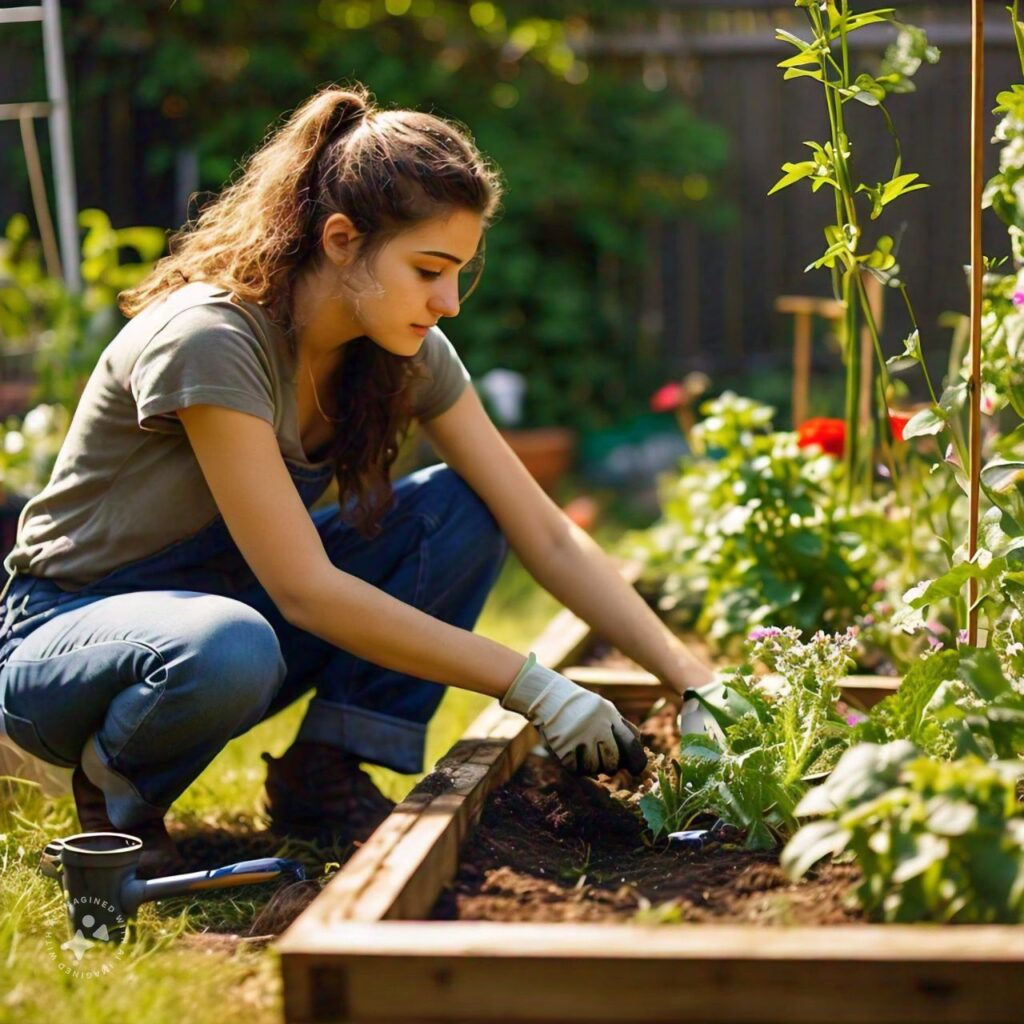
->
[178,404,525,696]
[421,388,714,697]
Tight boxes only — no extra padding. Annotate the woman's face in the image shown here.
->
[344,208,485,356]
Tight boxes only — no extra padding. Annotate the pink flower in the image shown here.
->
[650,382,686,413]
[1013,291,1024,307]
[958,629,970,644]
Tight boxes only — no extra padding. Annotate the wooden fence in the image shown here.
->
[593,2,1020,379]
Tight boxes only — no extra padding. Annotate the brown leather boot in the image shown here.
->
[72,767,185,880]
[261,742,395,844]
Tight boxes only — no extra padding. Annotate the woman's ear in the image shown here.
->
[321,213,363,268]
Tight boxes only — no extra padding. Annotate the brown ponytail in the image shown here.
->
[120,84,503,537]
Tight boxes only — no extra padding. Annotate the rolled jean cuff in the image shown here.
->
[81,734,167,830]
[296,697,427,774]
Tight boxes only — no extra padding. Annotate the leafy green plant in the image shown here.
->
[782,741,1024,923]
[0,403,71,501]
[28,1,735,432]
[0,210,165,410]
[635,627,860,849]
[626,392,903,656]
[854,646,1024,761]
[771,3,941,501]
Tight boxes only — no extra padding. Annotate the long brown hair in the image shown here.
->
[121,84,502,536]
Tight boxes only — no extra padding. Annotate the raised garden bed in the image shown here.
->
[277,577,1024,1023]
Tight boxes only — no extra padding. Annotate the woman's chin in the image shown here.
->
[370,331,426,358]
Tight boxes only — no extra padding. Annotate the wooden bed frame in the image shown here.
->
[277,583,1024,1023]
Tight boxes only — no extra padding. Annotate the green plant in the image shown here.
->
[0,403,71,501]
[771,3,941,502]
[635,627,860,849]
[782,741,1024,923]
[0,210,164,410]
[854,645,1024,761]
[626,392,902,656]
[26,2,736,432]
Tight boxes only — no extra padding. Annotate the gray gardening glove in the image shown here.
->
[501,653,647,777]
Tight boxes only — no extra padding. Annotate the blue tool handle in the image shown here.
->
[138,856,306,903]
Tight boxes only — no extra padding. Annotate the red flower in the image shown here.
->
[650,382,686,413]
[796,417,846,458]
[888,411,913,443]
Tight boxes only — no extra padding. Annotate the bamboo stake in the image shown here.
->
[968,0,984,646]
[792,309,812,429]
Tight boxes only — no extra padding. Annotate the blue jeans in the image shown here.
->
[0,463,507,829]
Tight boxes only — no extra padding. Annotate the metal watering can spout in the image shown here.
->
[40,832,305,941]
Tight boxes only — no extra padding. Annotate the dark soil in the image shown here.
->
[430,701,865,926]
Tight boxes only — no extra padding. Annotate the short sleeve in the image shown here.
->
[130,303,276,434]
[409,327,471,422]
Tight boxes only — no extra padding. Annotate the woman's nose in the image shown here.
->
[429,281,460,319]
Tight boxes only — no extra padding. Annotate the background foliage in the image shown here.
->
[3,0,734,431]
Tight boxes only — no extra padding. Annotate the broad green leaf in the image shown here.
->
[956,647,1014,701]
[780,820,849,879]
[901,406,945,439]
[639,791,668,836]
[886,329,921,371]
[767,160,816,197]
[795,741,918,816]
[783,67,824,83]
[777,51,822,69]
[980,461,1024,526]
[891,832,948,884]
[906,554,1005,608]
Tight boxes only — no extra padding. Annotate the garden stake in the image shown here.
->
[38,831,306,942]
[968,0,984,645]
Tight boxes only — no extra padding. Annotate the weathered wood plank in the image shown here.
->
[282,704,535,951]
[562,664,901,712]
[282,921,1024,1024]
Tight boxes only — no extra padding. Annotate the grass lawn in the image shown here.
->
[0,551,563,1024]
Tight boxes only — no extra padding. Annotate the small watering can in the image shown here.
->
[40,831,306,942]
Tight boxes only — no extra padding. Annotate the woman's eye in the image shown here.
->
[417,269,442,281]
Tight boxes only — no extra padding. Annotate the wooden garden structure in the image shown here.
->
[277,571,1023,1023]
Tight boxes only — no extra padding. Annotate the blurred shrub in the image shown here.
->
[0,210,164,410]
[56,0,734,429]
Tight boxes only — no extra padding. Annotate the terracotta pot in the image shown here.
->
[500,427,577,493]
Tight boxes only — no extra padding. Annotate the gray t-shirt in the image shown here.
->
[5,282,470,589]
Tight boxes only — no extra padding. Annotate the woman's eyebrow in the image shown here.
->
[416,249,466,266]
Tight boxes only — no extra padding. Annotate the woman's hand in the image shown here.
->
[501,653,647,776]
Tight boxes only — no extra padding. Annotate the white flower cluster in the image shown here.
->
[746,625,859,694]
[1002,136,1024,174]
